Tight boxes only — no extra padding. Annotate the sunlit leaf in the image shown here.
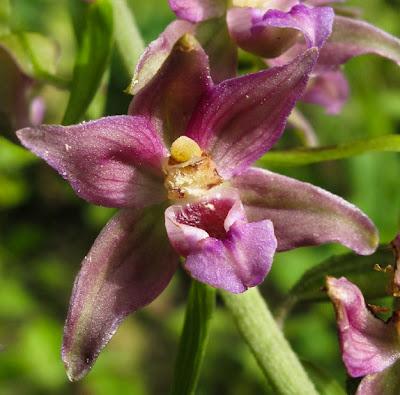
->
[0,0,10,35]
[62,0,114,125]
[258,135,400,167]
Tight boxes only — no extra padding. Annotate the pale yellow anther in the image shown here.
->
[170,136,202,163]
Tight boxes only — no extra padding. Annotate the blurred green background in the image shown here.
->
[1,0,399,394]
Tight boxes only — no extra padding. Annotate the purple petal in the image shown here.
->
[17,116,167,208]
[165,187,277,293]
[319,15,400,68]
[130,34,212,146]
[326,277,400,377]
[232,167,379,254]
[186,48,318,178]
[168,0,227,23]
[302,69,349,114]
[227,5,334,58]
[128,20,195,95]
[356,361,400,395]
[62,207,179,381]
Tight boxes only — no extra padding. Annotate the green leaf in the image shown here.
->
[0,32,64,86]
[258,135,400,167]
[275,246,394,325]
[170,281,216,395]
[0,0,10,35]
[62,0,114,125]
[111,0,145,78]
[221,288,318,395]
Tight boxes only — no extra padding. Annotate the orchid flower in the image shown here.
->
[327,276,400,395]
[0,42,44,140]
[17,35,378,381]
[166,0,400,114]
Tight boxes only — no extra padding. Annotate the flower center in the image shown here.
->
[164,136,223,201]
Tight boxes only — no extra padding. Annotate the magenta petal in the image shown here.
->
[130,35,212,145]
[16,116,167,208]
[62,207,179,381]
[128,20,195,96]
[165,188,277,293]
[168,0,227,23]
[356,361,400,395]
[326,277,400,378]
[227,4,334,58]
[303,69,349,114]
[319,15,400,67]
[232,167,379,254]
[186,48,318,178]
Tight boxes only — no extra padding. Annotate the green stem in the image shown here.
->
[221,288,318,395]
[258,134,400,167]
[111,0,145,78]
[170,281,216,395]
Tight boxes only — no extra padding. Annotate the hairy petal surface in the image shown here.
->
[165,188,277,293]
[326,277,400,377]
[356,361,400,395]
[232,167,379,254]
[227,4,334,58]
[319,16,400,67]
[303,69,349,114]
[130,35,212,146]
[17,116,167,208]
[168,0,227,23]
[128,20,195,95]
[62,207,179,381]
[186,48,318,178]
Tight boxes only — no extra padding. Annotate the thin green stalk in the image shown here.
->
[112,0,145,77]
[221,288,318,395]
[170,281,216,395]
[258,134,400,167]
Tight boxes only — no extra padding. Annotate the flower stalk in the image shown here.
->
[221,287,318,395]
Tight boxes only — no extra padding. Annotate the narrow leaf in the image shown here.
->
[112,0,145,78]
[170,281,216,395]
[275,246,394,325]
[63,0,114,125]
[258,135,400,167]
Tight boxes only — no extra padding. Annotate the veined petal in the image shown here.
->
[302,69,349,114]
[227,5,333,58]
[232,167,379,254]
[17,116,167,208]
[356,361,400,395]
[128,20,195,95]
[168,0,227,23]
[326,277,400,377]
[130,34,212,146]
[186,48,318,178]
[319,16,400,67]
[62,207,179,381]
[165,187,277,293]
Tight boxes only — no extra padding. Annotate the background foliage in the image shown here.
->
[1,0,399,394]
